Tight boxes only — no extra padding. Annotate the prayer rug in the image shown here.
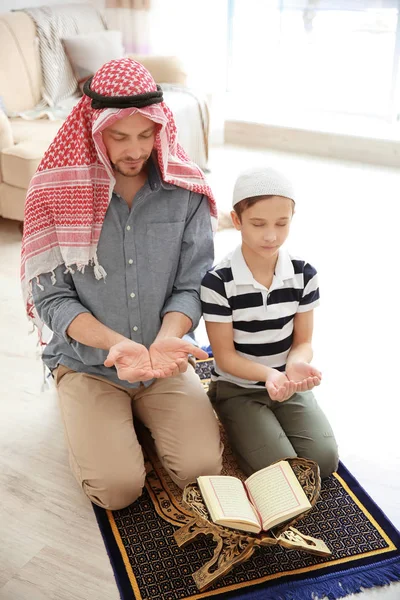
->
[93,359,400,599]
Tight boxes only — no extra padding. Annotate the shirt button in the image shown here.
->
[133,326,138,332]
[130,292,136,298]
[126,225,131,231]
[128,259,133,265]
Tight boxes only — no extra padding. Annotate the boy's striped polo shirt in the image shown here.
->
[200,245,320,389]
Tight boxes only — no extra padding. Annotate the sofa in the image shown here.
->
[0,9,208,222]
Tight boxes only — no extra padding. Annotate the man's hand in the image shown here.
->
[286,361,321,392]
[149,337,208,377]
[265,369,298,402]
[104,338,209,382]
[104,340,164,383]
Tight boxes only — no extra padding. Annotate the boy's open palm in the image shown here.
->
[265,369,298,402]
[286,361,321,392]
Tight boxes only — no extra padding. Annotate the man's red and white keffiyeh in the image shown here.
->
[21,58,217,334]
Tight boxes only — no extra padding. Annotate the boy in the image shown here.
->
[201,167,338,478]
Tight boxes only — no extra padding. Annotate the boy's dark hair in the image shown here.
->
[233,195,275,220]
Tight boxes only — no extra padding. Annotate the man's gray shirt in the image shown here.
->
[31,159,214,388]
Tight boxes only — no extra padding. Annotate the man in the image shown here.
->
[21,58,223,510]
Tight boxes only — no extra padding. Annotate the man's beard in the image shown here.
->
[112,157,148,177]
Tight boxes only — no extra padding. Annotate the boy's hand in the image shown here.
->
[265,369,298,402]
[286,361,322,392]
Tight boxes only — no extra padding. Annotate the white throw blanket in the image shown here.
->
[14,3,106,116]
[162,84,209,171]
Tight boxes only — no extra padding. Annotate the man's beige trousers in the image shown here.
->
[54,365,223,510]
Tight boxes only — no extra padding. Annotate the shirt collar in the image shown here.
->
[230,245,295,289]
[230,246,255,285]
[275,246,295,282]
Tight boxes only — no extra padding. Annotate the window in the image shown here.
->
[227,0,400,121]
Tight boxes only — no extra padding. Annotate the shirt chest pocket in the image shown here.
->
[146,221,185,275]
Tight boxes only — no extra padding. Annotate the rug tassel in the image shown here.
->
[245,557,400,600]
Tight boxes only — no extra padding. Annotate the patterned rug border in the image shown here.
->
[93,461,400,600]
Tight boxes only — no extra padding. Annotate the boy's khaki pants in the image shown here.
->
[54,365,223,510]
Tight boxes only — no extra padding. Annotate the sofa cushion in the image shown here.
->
[63,30,124,88]
[1,140,52,189]
[0,12,42,113]
[9,119,64,145]
[0,110,13,152]
[126,54,188,86]
[0,182,27,221]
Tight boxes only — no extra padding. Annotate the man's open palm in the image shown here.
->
[105,338,208,382]
[149,337,208,377]
[104,340,163,383]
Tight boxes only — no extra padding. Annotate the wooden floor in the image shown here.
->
[1,144,399,599]
[0,216,118,599]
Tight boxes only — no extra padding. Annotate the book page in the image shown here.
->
[197,476,260,527]
[245,461,311,529]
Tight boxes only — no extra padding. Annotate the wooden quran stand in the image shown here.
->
[173,457,331,592]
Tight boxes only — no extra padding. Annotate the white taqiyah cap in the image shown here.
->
[232,167,295,207]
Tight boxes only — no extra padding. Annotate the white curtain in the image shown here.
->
[149,0,228,91]
[104,0,229,143]
[106,0,150,9]
[105,0,152,54]
[148,0,229,144]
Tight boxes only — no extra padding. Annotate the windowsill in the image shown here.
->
[224,93,400,141]
[224,95,400,168]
